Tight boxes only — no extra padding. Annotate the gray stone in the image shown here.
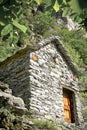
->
[0,91,25,108]
[0,81,9,91]
[0,82,27,116]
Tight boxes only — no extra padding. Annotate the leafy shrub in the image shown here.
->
[0,108,22,130]
[32,119,57,130]
[82,109,87,119]
[31,11,57,36]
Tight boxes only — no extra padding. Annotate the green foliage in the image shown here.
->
[53,0,60,12]
[80,92,87,104]
[12,20,27,33]
[38,0,87,30]
[0,108,22,130]
[0,0,28,47]
[1,24,13,36]
[31,11,57,36]
[0,0,87,48]
[69,38,87,65]
[69,0,82,14]
[0,5,86,69]
[32,119,57,130]
[50,27,86,67]
[0,40,19,61]
[64,43,83,67]
[35,0,42,5]
[82,109,87,119]
[79,71,87,100]
[62,30,86,66]
[0,0,87,49]
[64,30,87,66]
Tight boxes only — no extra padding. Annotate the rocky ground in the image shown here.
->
[0,81,87,130]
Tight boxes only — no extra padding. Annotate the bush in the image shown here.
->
[31,11,57,36]
[82,109,87,119]
[0,108,22,130]
[32,119,58,130]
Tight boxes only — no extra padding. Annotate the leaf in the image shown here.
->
[35,0,42,5]
[44,0,52,5]
[70,13,77,20]
[12,35,19,44]
[53,0,60,12]
[0,0,4,4]
[69,0,82,14]
[63,0,67,5]
[62,7,69,17]
[0,21,5,26]
[12,20,27,33]
[74,15,82,23]
[1,24,13,36]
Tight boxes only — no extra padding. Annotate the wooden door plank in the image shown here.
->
[63,94,72,123]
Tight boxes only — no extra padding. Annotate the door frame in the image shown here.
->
[63,87,76,123]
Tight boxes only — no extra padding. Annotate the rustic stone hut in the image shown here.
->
[0,36,83,125]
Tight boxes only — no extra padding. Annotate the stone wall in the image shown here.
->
[29,43,83,125]
[0,50,31,107]
[0,38,83,125]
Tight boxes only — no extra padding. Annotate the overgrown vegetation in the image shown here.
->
[0,108,22,130]
[32,119,58,130]
[82,109,87,119]
[0,108,83,130]
[0,0,87,121]
[0,0,87,91]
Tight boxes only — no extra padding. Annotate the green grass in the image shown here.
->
[32,119,58,130]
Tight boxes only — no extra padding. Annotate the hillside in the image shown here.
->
[0,0,87,102]
[0,0,87,129]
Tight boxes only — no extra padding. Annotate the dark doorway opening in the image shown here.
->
[63,88,75,123]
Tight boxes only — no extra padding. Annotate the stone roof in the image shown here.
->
[0,36,79,75]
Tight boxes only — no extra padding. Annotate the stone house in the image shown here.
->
[0,36,83,125]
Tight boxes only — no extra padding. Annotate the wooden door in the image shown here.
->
[63,93,72,123]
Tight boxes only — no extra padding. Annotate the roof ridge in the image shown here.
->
[0,36,79,75]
